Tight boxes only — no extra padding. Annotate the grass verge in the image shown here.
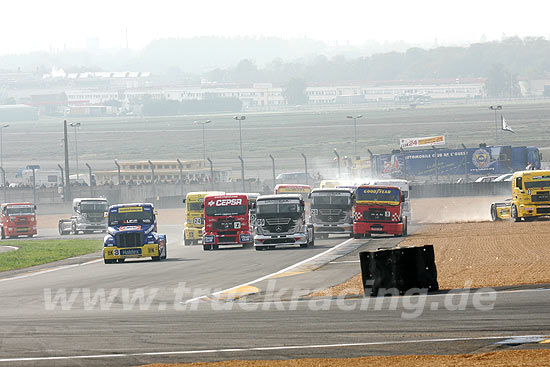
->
[0,239,102,272]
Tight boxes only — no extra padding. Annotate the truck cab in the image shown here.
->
[0,202,37,239]
[202,194,253,250]
[309,188,355,239]
[254,194,314,250]
[183,191,224,246]
[353,186,407,238]
[368,179,411,221]
[510,170,550,221]
[103,203,167,263]
[58,198,108,235]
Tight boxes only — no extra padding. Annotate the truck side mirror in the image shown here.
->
[182,198,186,204]
[34,205,37,209]
[307,193,312,199]
[401,196,405,203]
[201,203,205,209]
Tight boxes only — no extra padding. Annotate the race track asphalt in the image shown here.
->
[0,224,548,366]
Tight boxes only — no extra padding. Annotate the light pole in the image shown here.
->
[0,124,9,191]
[489,105,502,145]
[333,149,341,178]
[233,115,246,191]
[301,153,308,186]
[194,119,211,162]
[69,122,81,181]
[346,115,363,158]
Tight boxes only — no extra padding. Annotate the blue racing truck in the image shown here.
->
[103,203,167,264]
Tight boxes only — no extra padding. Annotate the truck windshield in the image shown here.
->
[205,205,247,216]
[187,202,203,211]
[81,202,108,212]
[257,201,301,214]
[525,180,550,189]
[6,206,35,215]
[311,194,350,207]
[109,211,154,226]
[356,188,400,204]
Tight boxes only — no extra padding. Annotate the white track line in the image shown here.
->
[0,259,102,283]
[1,245,19,251]
[329,260,360,264]
[185,238,355,303]
[0,334,546,363]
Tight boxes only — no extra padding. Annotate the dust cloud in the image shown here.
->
[411,196,509,224]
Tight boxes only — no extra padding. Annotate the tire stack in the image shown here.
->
[359,245,438,296]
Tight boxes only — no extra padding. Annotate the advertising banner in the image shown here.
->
[400,135,445,149]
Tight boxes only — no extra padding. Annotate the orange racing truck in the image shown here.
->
[0,202,37,239]
[353,186,407,238]
[202,193,253,250]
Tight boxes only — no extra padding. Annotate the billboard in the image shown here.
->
[400,135,445,149]
[375,146,516,178]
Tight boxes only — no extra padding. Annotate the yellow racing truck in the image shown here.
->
[491,170,550,222]
[183,191,224,245]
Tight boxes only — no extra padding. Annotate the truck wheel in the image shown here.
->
[212,245,219,250]
[72,223,78,235]
[184,239,191,246]
[353,233,362,239]
[162,244,167,260]
[300,243,309,248]
[255,246,264,251]
[104,259,115,264]
[243,243,253,249]
[511,205,521,222]
[203,244,212,251]
[1,228,4,240]
[402,218,408,237]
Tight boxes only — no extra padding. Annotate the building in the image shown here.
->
[94,160,230,185]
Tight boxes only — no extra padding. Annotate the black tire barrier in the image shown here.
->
[360,245,438,296]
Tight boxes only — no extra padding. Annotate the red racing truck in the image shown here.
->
[353,186,407,238]
[202,194,253,250]
[1,202,37,239]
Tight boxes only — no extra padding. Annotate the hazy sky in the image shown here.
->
[2,0,549,54]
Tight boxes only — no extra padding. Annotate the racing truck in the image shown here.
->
[491,170,550,222]
[183,191,224,246]
[202,193,253,250]
[103,203,167,264]
[254,194,314,250]
[0,202,37,239]
[309,188,355,239]
[59,198,108,235]
[353,185,407,238]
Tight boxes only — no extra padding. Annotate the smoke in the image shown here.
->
[412,196,509,224]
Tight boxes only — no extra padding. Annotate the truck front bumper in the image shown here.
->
[354,221,403,236]
[519,204,550,217]
[254,232,308,248]
[184,226,203,240]
[76,222,107,231]
[203,232,252,246]
[5,226,37,236]
[104,244,159,260]
[313,222,353,234]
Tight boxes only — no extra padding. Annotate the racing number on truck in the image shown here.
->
[234,222,241,229]
[193,217,203,225]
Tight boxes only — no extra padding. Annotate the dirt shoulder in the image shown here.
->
[139,349,550,367]
[312,220,550,297]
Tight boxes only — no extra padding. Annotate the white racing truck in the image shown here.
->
[254,194,314,250]
[59,198,108,235]
[309,188,355,239]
